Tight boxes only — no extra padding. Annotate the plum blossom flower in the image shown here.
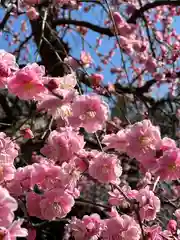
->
[135,187,160,221]
[69,214,105,240]
[175,209,180,221]
[0,132,19,166]
[8,63,47,100]
[144,225,164,240]
[40,189,75,220]
[108,185,137,207]
[102,129,128,152]
[68,95,109,133]
[167,220,177,234]
[44,73,77,91]
[80,51,92,68]
[38,88,77,120]
[27,189,75,220]
[41,127,85,164]
[90,73,104,86]
[30,162,62,191]
[88,152,122,184]
[155,148,180,181]
[0,165,16,183]
[20,128,34,139]
[112,12,136,37]
[102,214,141,240]
[27,7,39,20]
[0,186,18,227]
[7,165,34,196]
[0,219,28,240]
[0,50,18,88]
[125,120,161,161]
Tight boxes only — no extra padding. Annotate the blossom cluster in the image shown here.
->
[0,44,179,240]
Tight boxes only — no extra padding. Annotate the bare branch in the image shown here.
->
[52,18,114,37]
[128,0,180,24]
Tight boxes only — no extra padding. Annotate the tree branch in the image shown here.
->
[52,18,114,37]
[128,0,180,24]
[0,6,12,30]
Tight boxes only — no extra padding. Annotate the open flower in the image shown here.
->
[68,95,109,133]
[8,63,47,100]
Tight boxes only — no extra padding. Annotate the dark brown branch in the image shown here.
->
[0,6,12,30]
[52,18,114,36]
[128,0,180,24]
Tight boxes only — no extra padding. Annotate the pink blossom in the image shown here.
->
[44,73,77,91]
[160,137,176,151]
[175,209,180,221]
[58,161,81,194]
[112,12,136,37]
[90,73,104,86]
[27,189,75,220]
[27,228,36,240]
[88,152,122,184]
[7,165,33,196]
[0,50,18,88]
[0,219,28,240]
[125,120,161,161]
[80,51,93,68]
[102,129,128,152]
[8,63,47,100]
[102,214,141,240]
[108,185,137,207]
[0,186,18,227]
[70,214,105,240]
[30,163,62,190]
[167,220,177,234]
[27,7,39,20]
[41,127,85,164]
[0,165,16,183]
[38,89,77,120]
[0,132,18,166]
[20,128,34,139]
[68,95,109,133]
[135,187,160,221]
[155,148,180,181]
[144,225,163,240]
[145,58,157,73]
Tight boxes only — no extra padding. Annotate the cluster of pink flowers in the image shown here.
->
[0,132,18,183]
[0,186,27,239]
[67,211,141,240]
[0,46,180,240]
[103,119,180,181]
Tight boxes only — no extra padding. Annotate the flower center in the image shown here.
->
[168,164,176,171]
[139,136,151,146]
[102,164,109,174]
[24,82,34,91]
[53,202,62,215]
[80,111,96,121]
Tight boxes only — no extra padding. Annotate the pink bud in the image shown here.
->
[112,12,125,25]
[167,220,177,233]
[45,79,59,91]
[27,7,39,20]
[21,128,34,139]
[27,228,36,240]
[175,209,180,221]
[90,73,104,86]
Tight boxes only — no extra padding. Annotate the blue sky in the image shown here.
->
[0,6,180,99]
